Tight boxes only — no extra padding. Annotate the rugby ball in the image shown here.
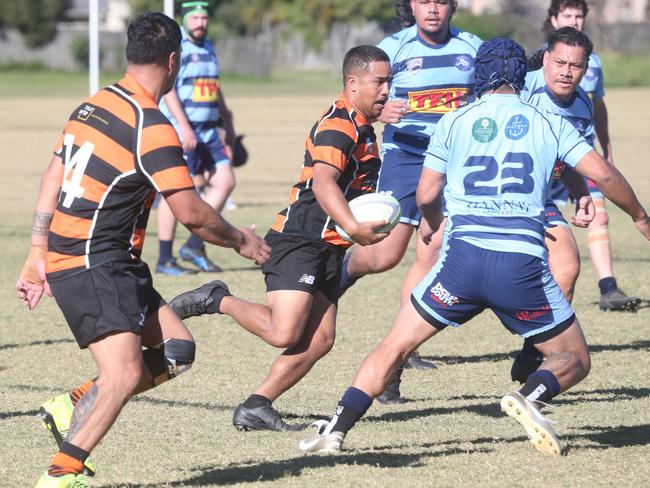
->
[335,193,402,242]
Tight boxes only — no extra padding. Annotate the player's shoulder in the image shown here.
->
[574,85,594,110]
[378,25,417,52]
[449,25,483,52]
[589,52,602,67]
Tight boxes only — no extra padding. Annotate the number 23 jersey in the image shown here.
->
[423,94,593,259]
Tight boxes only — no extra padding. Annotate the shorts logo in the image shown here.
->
[407,88,469,114]
[192,77,220,103]
[76,104,95,121]
[298,274,315,285]
[472,117,498,143]
[138,312,146,328]
[455,55,473,72]
[406,57,423,75]
[515,304,551,321]
[505,115,529,140]
[430,282,459,307]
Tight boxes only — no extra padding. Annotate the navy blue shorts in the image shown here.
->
[185,134,229,176]
[411,239,575,339]
[377,148,424,226]
[544,199,568,228]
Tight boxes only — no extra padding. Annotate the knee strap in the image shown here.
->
[143,339,195,386]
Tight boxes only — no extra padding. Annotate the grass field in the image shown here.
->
[1,79,649,487]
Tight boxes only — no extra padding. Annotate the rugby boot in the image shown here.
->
[232,403,309,432]
[37,394,96,477]
[34,472,89,488]
[377,366,406,405]
[500,391,561,456]
[599,288,641,311]
[299,420,344,453]
[510,342,544,384]
[169,280,231,319]
[404,351,437,370]
[179,244,222,272]
[155,258,198,276]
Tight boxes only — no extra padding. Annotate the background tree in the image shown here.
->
[0,0,69,47]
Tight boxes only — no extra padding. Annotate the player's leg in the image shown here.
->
[587,197,640,310]
[234,291,335,431]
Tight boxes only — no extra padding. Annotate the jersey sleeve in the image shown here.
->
[590,54,605,101]
[557,117,593,168]
[138,113,194,193]
[423,113,451,173]
[311,117,356,172]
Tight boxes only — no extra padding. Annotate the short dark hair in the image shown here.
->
[547,26,593,60]
[542,0,589,33]
[395,0,458,28]
[126,12,182,66]
[342,45,390,80]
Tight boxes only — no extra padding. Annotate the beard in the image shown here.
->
[188,28,207,44]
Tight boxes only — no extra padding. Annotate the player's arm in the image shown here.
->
[311,162,388,246]
[416,167,445,244]
[575,150,649,239]
[559,166,595,228]
[164,189,270,264]
[162,88,197,152]
[17,154,62,309]
[593,98,613,162]
[217,87,235,146]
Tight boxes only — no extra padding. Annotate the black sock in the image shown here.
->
[519,370,560,404]
[242,394,271,409]
[205,285,232,314]
[185,234,204,250]
[598,277,617,295]
[158,240,173,265]
[60,441,89,463]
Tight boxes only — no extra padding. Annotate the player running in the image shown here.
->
[299,37,650,456]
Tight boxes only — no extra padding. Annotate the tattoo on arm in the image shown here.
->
[67,383,98,444]
[32,211,53,236]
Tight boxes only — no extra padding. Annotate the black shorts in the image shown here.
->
[262,231,345,303]
[49,259,165,348]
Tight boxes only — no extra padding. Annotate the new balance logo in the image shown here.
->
[299,274,315,285]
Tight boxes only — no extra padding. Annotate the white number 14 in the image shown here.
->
[61,133,95,208]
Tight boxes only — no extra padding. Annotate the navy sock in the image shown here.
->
[338,252,359,298]
[158,240,173,265]
[242,394,271,409]
[325,387,372,435]
[598,277,617,295]
[519,370,560,404]
[185,234,205,250]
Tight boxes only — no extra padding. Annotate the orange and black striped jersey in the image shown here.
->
[45,74,194,280]
[271,92,381,247]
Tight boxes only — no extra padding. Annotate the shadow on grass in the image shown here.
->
[0,409,39,420]
[567,423,650,449]
[0,338,74,351]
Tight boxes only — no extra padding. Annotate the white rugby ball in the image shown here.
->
[335,193,402,242]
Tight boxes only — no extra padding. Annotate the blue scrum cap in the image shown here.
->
[474,37,527,97]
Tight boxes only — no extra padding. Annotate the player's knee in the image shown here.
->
[368,250,403,273]
[143,338,196,386]
[314,331,336,358]
[590,211,609,229]
[268,330,302,349]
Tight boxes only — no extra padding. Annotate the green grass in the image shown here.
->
[600,51,650,87]
[0,88,649,486]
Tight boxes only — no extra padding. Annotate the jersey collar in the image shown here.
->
[119,73,156,102]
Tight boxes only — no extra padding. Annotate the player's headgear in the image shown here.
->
[474,37,528,97]
[181,1,209,25]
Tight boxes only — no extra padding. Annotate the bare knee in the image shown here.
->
[313,331,336,359]
[590,210,609,229]
[97,362,144,404]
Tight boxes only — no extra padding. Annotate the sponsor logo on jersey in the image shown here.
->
[406,57,423,75]
[455,54,473,72]
[515,304,551,322]
[430,282,459,307]
[76,104,95,121]
[472,117,498,143]
[407,88,469,114]
[192,77,220,103]
[298,274,315,285]
[505,115,529,140]
[552,160,567,180]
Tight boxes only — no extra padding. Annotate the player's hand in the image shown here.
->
[570,196,595,228]
[348,220,389,246]
[16,245,51,310]
[418,218,436,245]
[378,100,409,125]
[236,225,271,265]
[633,215,650,241]
[180,124,198,153]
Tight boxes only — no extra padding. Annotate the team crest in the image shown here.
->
[406,57,423,75]
[584,67,596,81]
[505,115,529,140]
[455,55,473,72]
[472,117,498,143]
[191,53,201,63]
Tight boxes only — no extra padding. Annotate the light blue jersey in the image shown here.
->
[378,25,482,155]
[160,31,221,141]
[581,53,605,101]
[522,68,594,146]
[423,94,593,259]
